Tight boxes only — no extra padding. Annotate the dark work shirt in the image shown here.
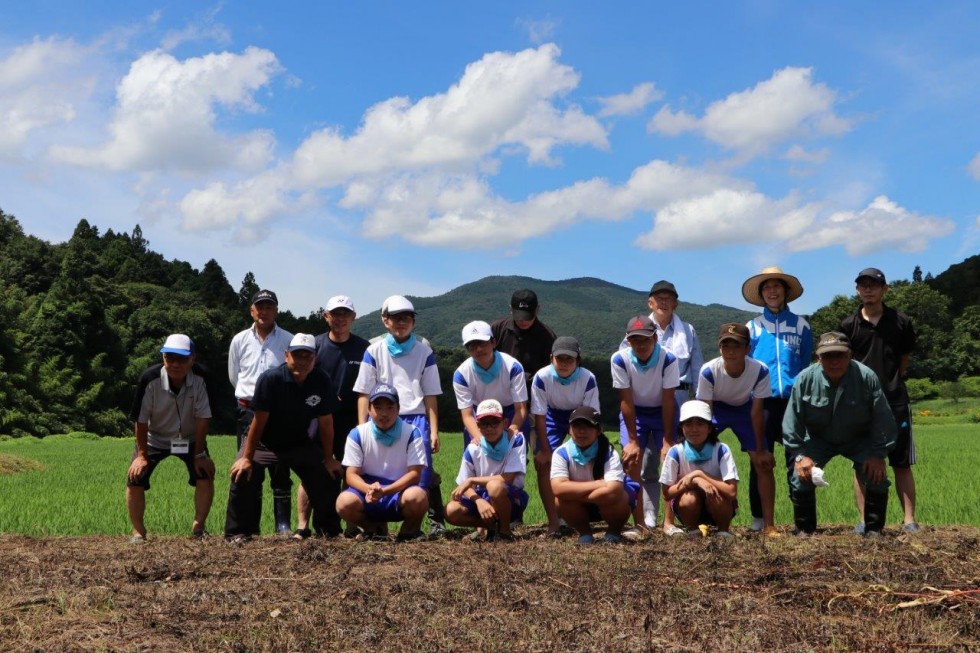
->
[251,364,338,451]
[839,304,915,404]
[314,332,370,417]
[491,316,557,389]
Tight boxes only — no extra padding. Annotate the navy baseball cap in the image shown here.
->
[251,289,279,306]
[855,268,887,284]
[369,383,399,404]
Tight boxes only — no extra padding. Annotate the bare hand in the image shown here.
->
[324,458,343,479]
[365,482,384,504]
[193,456,216,480]
[862,457,886,485]
[621,440,641,467]
[534,449,552,471]
[795,455,814,485]
[451,481,471,502]
[753,450,776,472]
[468,433,483,448]
[476,498,497,523]
[128,456,149,484]
[229,458,253,484]
[430,432,441,454]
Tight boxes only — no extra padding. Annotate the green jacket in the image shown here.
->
[782,360,898,459]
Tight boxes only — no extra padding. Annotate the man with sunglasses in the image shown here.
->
[127,334,214,542]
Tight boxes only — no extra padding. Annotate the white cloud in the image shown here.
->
[516,16,559,44]
[649,67,851,157]
[968,152,980,180]
[160,5,232,51]
[597,82,662,117]
[50,46,281,174]
[0,37,92,159]
[789,195,956,255]
[633,189,817,250]
[783,144,830,164]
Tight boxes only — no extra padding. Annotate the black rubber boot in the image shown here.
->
[273,495,292,535]
[863,488,889,535]
[791,490,817,534]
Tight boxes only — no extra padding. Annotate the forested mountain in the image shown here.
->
[1,210,977,436]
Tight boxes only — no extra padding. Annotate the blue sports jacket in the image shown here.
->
[746,307,813,399]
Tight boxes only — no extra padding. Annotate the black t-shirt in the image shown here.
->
[313,332,370,416]
[251,364,338,451]
[490,316,557,389]
[839,304,916,404]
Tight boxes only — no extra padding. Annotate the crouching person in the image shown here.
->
[550,406,635,544]
[336,383,429,541]
[660,400,739,539]
[447,399,529,541]
[225,334,343,541]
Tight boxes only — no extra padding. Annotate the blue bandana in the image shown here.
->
[550,364,582,386]
[480,433,510,462]
[569,439,599,466]
[371,418,403,447]
[472,352,502,385]
[385,333,416,358]
[683,440,714,463]
[629,343,661,373]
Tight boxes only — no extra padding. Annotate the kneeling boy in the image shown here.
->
[447,399,529,541]
[336,383,429,540]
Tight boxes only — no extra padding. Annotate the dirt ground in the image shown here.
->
[1,525,978,652]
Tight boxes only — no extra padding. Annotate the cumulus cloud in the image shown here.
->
[969,152,980,180]
[649,67,851,158]
[789,195,955,255]
[597,82,662,117]
[0,37,92,159]
[50,46,281,173]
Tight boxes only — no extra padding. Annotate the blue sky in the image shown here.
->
[2,2,978,317]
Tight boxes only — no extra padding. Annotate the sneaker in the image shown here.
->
[864,529,881,539]
[748,517,765,532]
[576,534,595,545]
[902,522,920,533]
[713,531,735,540]
[129,534,146,544]
[664,525,686,537]
[427,522,447,539]
[622,527,643,542]
[291,528,312,541]
[225,533,250,544]
[761,526,782,538]
[602,533,624,544]
[190,530,208,540]
[396,530,425,542]
[852,522,866,535]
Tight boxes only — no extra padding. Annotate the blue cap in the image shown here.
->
[369,383,399,404]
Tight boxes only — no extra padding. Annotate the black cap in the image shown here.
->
[855,268,887,284]
[648,280,678,297]
[551,336,580,358]
[510,289,539,321]
[251,289,279,306]
[569,406,601,426]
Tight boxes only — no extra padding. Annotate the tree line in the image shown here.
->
[1,210,977,438]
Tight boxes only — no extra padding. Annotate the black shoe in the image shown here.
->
[396,530,424,542]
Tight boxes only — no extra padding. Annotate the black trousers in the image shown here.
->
[238,404,292,499]
[225,443,340,537]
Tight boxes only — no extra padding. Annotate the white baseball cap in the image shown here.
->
[475,399,504,420]
[679,400,712,424]
[288,333,316,353]
[160,334,193,356]
[382,295,415,316]
[461,320,493,346]
[326,295,355,312]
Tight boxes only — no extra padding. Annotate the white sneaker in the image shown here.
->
[622,527,643,541]
[748,517,764,532]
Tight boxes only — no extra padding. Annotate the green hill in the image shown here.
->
[352,275,756,356]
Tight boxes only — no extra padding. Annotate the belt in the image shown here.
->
[237,398,251,407]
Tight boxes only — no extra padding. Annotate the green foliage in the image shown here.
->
[906,378,939,401]
[927,253,980,318]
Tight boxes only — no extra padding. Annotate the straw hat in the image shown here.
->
[741,266,803,307]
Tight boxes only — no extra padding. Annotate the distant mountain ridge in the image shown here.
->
[352,275,756,355]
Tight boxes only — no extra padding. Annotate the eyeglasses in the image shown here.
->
[477,419,503,429]
[857,282,883,291]
[386,314,414,324]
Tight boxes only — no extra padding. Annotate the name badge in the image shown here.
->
[171,438,190,455]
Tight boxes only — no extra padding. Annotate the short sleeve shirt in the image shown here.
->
[456,433,528,489]
[840,305,915,404]
[453,352,528,410]
[342,419,427,484]
[131,364,212,449]
[659,442,739,487]
[550,442,625,484]
[610,347,680,408]
[696,357,771,407]
[252,365,338,451]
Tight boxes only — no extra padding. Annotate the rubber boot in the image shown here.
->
[273,495,292,535]
[791,490,817,534]
[863,488,889,535]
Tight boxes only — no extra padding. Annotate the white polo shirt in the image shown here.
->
[456,433,527,489]
[453,352,527,410]
[342,420,427,484]
[550,441,625,484]
[353,338,442,415]
[610,347,680,408]
[696,357,771,406]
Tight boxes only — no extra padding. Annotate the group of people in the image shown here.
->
[125,265,919,543]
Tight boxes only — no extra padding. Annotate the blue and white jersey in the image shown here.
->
[696,357,771,408]
[610,347,680,409]
[456,433,527,489]
[342,420,427,484]
[453,352,527,410]
[551,441,625,484]
[530,366,600,416]
[747,308,813,399]
[659,442,739,487]
[353,339,442,416]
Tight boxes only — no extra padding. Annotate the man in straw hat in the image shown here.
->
[742,267,813,532]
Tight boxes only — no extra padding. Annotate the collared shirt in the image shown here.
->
[342,419,427,484]
[353,337,442,416]
[251,364,338,451]
[490,316,557,389]
[228,324,293,400]
[651,313,703,389]
[456,433,528,489]
[839,304,915,404]
[130,364,211,449]
[453,352,527,411]
[782,360,898,459]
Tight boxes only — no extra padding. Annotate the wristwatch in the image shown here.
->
[794,454,805,463]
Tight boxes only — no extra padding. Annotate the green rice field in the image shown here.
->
[1,424,978,536]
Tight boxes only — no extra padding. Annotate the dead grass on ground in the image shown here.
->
[0,526,978,652]
[0,453,45,475]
